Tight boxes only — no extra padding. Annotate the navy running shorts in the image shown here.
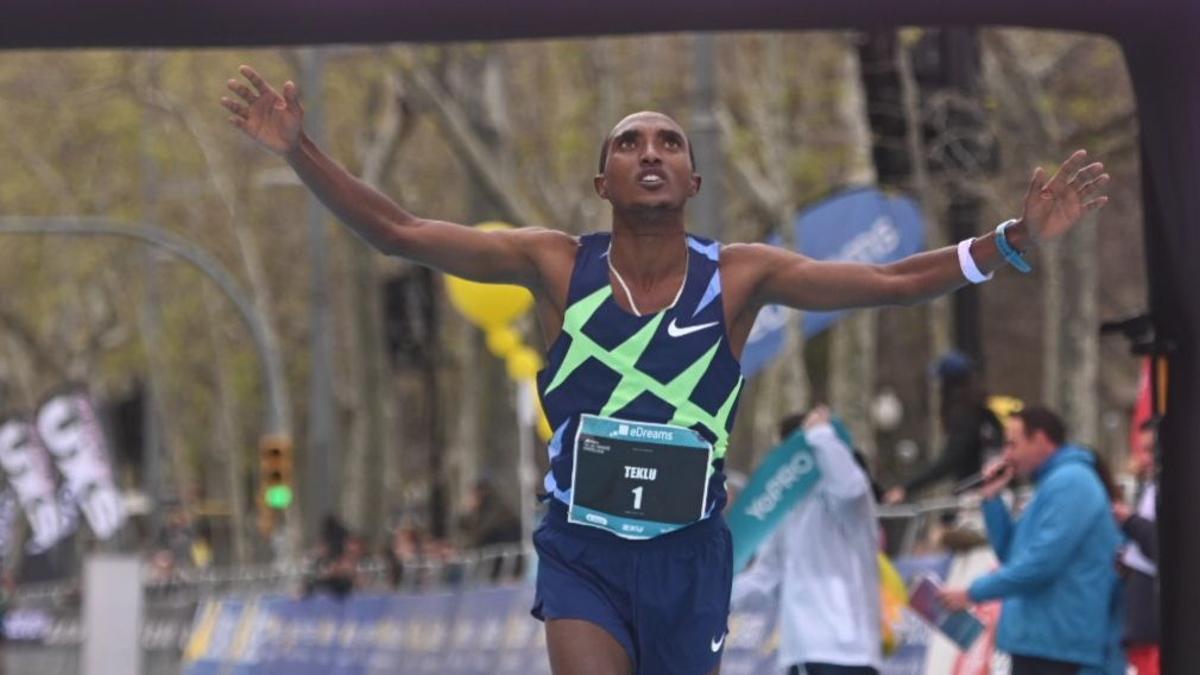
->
[531,500,733,675]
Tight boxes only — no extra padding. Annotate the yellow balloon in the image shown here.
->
[444,222,535,328]
[506,346,543,380]
[987,395,1025,422]
[486,325,521,357]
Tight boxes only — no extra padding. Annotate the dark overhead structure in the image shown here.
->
[4,0,1197,670]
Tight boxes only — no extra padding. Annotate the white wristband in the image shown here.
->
[957,238,994,284]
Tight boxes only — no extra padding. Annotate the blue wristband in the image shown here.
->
[995,219,1032,273]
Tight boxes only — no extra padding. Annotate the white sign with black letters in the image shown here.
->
[35,392,125,540]
[0,417,67,549]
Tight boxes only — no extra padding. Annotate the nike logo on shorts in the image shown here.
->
[710,632,726,653]
[667,318,719,338]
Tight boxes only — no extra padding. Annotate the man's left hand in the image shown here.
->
[939,587,972,612]
[1020,150,1110,246]
[802,405,831,430]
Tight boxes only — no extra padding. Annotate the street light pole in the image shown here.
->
[691,33,724,240]
[0,218,291,440]
[300,48,339,543]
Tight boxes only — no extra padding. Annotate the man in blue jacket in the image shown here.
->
[940,406,1121,675]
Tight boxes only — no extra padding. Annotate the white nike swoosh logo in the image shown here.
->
[667,318,719,338]
[710,632,726,652]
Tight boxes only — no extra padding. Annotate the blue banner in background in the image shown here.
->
[738,302,791,378]
[798,187,926,336]
[739,188,926,378]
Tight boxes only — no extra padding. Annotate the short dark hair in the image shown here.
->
[778,412,805,441]
[1012,406,1067,446]
[597,125,697,174]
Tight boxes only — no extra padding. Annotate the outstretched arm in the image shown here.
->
[740,151,1109,312]
[221,65,569,288]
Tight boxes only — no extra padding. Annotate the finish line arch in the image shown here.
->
[3,1,1197,669]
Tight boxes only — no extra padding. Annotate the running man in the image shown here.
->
[221,65,1109,675]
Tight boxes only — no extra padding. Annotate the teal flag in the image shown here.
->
[727,420,853,573]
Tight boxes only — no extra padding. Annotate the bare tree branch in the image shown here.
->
[405,59,546,228]
[715,105,789,233]
[0,302,67,382]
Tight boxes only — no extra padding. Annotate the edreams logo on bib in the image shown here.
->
[585,513,608,526]
[616,424,629,436]
[629,426,673,441]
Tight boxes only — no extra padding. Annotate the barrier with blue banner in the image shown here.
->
[182,554,952,675]
[882,554,955,675]
[183,587,550,675]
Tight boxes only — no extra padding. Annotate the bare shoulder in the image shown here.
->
[510,227,579,266]
[513,226,578,248]
[507,227,578,304]
[720,241,794,281]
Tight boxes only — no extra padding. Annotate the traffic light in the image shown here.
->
[259,435,294,510]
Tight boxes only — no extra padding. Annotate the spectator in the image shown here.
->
[939,406,1121,675]
[458,479,522,549]
[1113,421,1160,675]
[733,406,882,675]
[459,479,523,582]
[305,514,361,599]
[157,502,198,569]
[884,351,1003,504]
[384,515,426,590]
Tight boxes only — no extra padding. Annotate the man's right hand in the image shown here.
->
[979,459,1014,500]
[221,65,303,156]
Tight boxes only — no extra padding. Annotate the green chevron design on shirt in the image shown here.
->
[543,284,741,459]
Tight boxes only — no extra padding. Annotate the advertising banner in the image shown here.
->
[0,416,67,550]
[739,188,926,377]
[35,390,125,539]
[798,188,926,337]
[183,553,956,675]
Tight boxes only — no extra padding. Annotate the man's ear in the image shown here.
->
[689,174,702,197]
[594,174,608,199]
[1031,429,1051,451]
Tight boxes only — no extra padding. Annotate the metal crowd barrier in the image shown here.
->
[8,543,533,605]
[7,492,997,606]
[3,544,534,675]
[2,494,1001,674]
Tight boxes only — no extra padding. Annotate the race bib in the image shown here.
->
[568,414,712,539]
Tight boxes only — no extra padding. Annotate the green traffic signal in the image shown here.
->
[264,484,293,509]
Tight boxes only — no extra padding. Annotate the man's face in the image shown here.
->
[1003,418,1051,478]
[594,112,700,214]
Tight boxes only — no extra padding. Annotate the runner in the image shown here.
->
[221,65,1109,675]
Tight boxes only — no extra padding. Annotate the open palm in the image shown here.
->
[1021,150,1110,244]
[220,65,303,155]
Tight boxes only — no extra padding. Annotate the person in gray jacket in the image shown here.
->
[732,406,882,675]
